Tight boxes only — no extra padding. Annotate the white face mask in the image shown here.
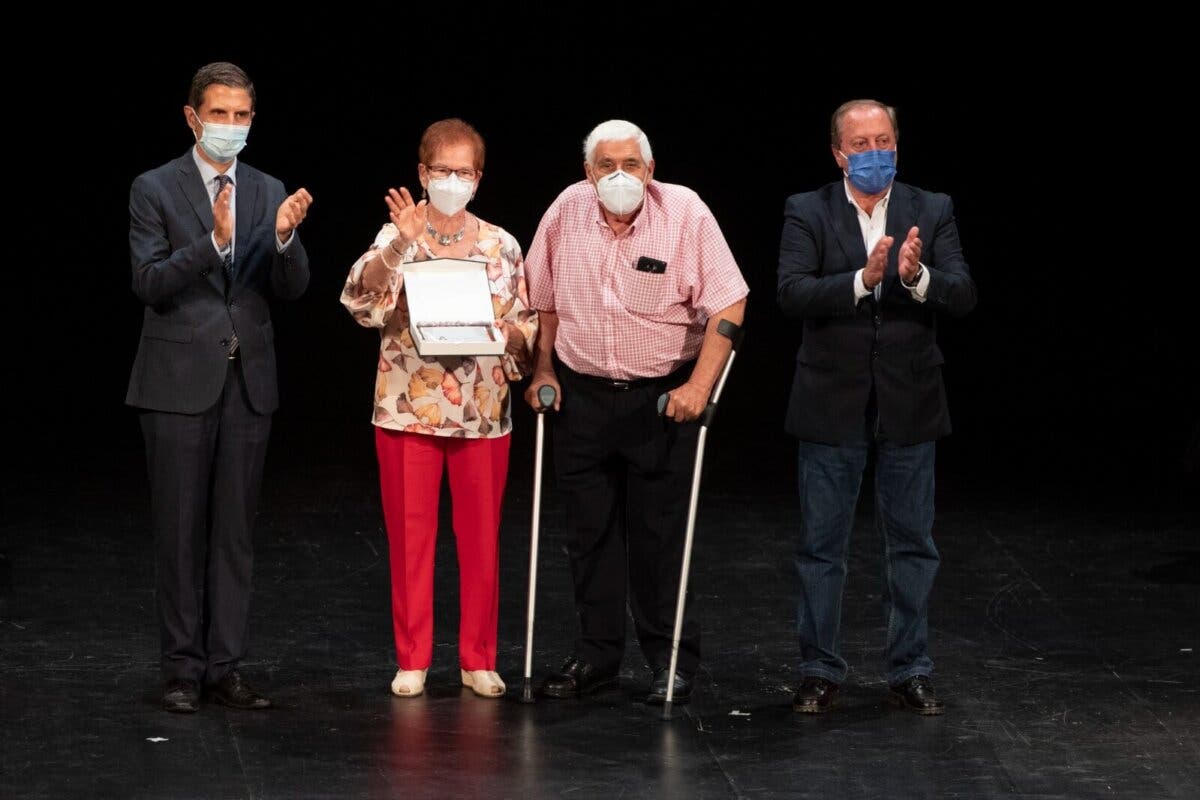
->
[594,170,645,216]
[426,174,475,216]
[191,114,249,163]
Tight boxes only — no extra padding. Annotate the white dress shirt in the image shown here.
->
[191,147,293,261]
[847,179,928,303]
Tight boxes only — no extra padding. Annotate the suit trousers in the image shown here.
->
[553,362,701,677]
[794,437,938,686]
[374,428,510,671]
[140,358,271,685]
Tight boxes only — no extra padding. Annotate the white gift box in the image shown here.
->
[402,258,505,356]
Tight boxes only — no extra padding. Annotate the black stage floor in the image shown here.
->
[2,408,1197,800]
[6,19,1197,800]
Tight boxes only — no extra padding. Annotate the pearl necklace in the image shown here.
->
[426,220,466,246]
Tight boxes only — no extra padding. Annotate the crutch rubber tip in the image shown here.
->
[661,700,674,720]
[521,679,535,703]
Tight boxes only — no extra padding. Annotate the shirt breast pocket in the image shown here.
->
[613,258,671,317]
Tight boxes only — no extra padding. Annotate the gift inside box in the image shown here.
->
[402,258,504,356]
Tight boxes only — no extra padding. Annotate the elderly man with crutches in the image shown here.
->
[522,119,748,706]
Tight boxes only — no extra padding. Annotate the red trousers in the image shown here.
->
[375,428,510,671]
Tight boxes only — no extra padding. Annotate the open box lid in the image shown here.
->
[402,258,495,326]
[402,258,503,356]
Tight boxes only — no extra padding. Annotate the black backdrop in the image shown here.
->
[8,14,1193,510]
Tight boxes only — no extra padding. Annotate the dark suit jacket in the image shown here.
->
[777,180,976,445]
[126,150,309,415]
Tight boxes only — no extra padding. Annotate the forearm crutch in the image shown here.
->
[656,318,743,720]
[521,384,558,703]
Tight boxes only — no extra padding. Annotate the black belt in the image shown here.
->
[558,360,694,391]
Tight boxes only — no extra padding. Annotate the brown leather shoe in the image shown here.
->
[792,676,840,713]
[208,670,271,710]
[539,656,619,698]
[161,679,200,713]
[887,675,944,715]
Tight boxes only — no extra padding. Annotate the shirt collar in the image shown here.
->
[843,177,891,214]
[192,146,238,188]
[591,179,654,233]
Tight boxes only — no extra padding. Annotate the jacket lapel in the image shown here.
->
[175,151,214,232]
[882,182,919,302]
[233,166,259,283]
[828,186,867,272]
[175,151,226,292]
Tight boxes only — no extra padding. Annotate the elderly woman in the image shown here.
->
[341,118,537,699]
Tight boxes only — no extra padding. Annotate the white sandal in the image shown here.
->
[390,668,428,698]
[461,669,506,698]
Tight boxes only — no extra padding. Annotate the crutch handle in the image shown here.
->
[657,394,722,426]
[657,319,743,420]
[536,384,557,413]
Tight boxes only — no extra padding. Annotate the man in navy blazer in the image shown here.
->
[126,62,313,713]
[778,99,976,716]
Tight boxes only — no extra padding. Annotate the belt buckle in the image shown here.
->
[610,379,631,390]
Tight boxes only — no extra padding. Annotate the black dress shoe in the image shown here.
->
[645,667,693,705]
[209,670,271,710]
[887,675,944,715]
[539,656,619,698]
[161,679,200,713]
[792,676,840,713]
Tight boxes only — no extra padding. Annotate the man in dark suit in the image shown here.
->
[126,62,313,713]
[777,99,976,716]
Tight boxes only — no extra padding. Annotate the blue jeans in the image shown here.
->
[795,439,938,686]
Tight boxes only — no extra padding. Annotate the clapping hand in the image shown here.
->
[862,234,893,291]
[897,226,922,284]
[213,182,233,247]
[276,188,313,241]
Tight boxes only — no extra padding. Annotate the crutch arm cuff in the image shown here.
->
[716,318,744,348]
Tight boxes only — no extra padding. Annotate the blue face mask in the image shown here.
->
[841,148,896,194]
[192,114,250,163]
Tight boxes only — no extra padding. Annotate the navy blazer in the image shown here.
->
[125,150,309,415]
[777,180,976,445]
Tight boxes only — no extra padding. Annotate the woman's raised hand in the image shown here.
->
[385,187,427,245]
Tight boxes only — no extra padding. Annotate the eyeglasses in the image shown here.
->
[593,159,645,176]
[425,164,478,181]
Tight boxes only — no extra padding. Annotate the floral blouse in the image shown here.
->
[340,218,538,438]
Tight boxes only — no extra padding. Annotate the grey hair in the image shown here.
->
[583,120,653,164]
[830,100,899,147]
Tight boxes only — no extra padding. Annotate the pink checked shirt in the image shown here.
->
[525,180,748,380]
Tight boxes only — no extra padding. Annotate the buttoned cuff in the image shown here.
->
[854,268,872,301]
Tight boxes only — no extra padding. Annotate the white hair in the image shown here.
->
[583,120,653,165]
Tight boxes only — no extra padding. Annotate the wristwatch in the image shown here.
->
[902,264,924,288]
